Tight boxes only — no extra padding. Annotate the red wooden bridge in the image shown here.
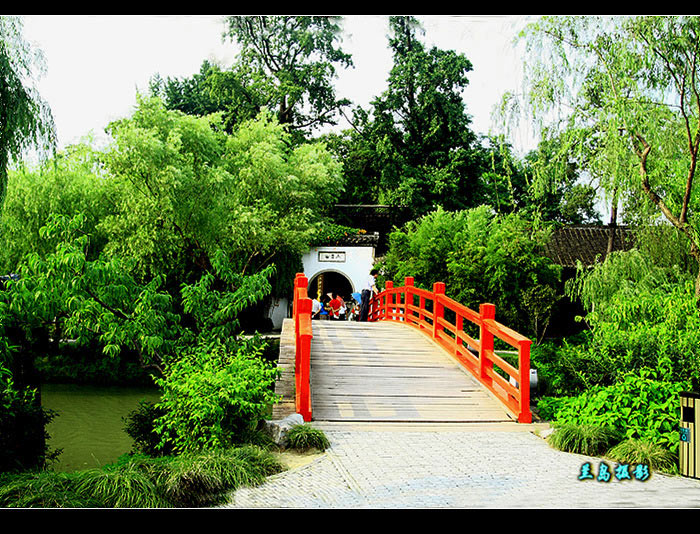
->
[275,273,533,425]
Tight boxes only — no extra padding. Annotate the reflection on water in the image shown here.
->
[41,383,160,472]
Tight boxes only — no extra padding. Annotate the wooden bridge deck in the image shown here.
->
[273,319,513,423]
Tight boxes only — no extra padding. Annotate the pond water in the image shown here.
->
[41,383,161,473]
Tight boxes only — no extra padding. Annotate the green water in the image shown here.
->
[41,383,160,472]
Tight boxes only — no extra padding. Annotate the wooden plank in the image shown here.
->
[308,320,513,423]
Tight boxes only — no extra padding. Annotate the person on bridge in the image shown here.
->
[360,268,379,322]
[338,294,347,320]
[329,293,342,320]
[311,296,322,320]
[319,295,331,320]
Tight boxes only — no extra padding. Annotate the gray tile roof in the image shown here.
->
[544,225,635,267]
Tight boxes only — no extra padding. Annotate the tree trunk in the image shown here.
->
[606,188,619,257]
[690,243,700,304]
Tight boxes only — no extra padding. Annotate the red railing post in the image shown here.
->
[479,303,495,381]
[293,272,313,422]
[404,277,414,324]
[385,280,393,321]
[432,282,445,339]
[518,339,532,423]
[297,297,313,422]
[455,313,463,357]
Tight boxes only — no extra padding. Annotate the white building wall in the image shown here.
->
[301,245,376,296]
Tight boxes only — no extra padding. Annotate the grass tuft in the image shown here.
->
[160,446,285,507]
[0,470,99,508]
[286,424,330,452]
[547,423,621,456]
[0,445,286,508]
[72,458,170,508]
[606,439,678,474]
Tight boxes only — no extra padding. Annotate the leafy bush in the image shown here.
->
[538,368,687,455]
[153,338,280,454]
[123,401,173,457]
[286,424,330,452]
[563,249,700,389]
[606,439,678,474]
[547,423,622,456]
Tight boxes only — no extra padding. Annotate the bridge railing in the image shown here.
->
[369,276,532,423]
[292,273,313,421]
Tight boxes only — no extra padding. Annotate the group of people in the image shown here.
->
[311,268,379,322]
[311,292,353,321]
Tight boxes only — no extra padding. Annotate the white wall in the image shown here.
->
[301,246,376,296]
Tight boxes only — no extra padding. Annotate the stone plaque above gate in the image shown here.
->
[318,251,346,263]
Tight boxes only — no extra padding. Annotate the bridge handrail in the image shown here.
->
[369,276,532,423]
[293,273,313,421]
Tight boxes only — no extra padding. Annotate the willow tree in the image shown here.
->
[508,16,700,299]
[0,16,55,208]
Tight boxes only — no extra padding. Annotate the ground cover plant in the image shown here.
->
[0,447,285,508]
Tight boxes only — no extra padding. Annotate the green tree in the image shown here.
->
[331,16,485,216]
[381,206,561,337]
[0,142,112,273]
[151,60,262,134]
[519,133,601,225]
[101,96,343,300]
[0,16,55,208]
[223,16,353,141]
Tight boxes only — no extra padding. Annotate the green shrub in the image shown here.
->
[153,338,280,454]
[530,336,596,397]
[606,439,678,474]
[564,250,700,389]
[380,206,561,338]
[123,401,174,457]
[286,424,330,452]
[547,423,622,456]
[538,368,687,455]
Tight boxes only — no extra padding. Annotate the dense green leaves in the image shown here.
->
[380,205,561,337]
[224,16,353,138]
[331,16,484,216]
[153,338,280,453]
[101,98,342,295]
[538,368,688,455]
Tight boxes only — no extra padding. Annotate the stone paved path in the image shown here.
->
[222,426,700,508]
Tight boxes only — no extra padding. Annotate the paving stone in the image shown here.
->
[219,429,700,508]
